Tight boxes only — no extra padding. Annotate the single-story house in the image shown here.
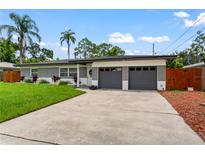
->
[0,62,18,81]
[15,55,175,90]
[184,61,205,91]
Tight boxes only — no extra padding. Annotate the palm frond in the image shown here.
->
[27,31,41,42]
[26,35,33,45]
[23,15,39,33]
[61,31,66,35]
[0,25,18,36]
[26,24,39,33]
[60,29,76,45]
[70,36,76,44]
[60,37,65,46]
[9,13,22,27]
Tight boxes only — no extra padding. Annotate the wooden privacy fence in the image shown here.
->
[166,68,202,91]
[3,70,21,82]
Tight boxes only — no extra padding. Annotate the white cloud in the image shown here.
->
[55,42,61,46]
[184,12,205,27]
[139,36,170,43]
[38,42,46,46]
[61,47,68,51]
[125,50,140,55]
[109,32,134,43]
[41,42,61,47]
[174,11,190,18]
[12,34,18,40]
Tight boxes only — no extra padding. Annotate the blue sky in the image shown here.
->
[0,9,205,59]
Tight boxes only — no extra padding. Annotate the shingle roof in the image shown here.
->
[0,62,16,69]
[15,55,176,67]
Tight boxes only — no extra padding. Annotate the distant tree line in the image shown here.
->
[167,30,205,68]
[74,38,125,59]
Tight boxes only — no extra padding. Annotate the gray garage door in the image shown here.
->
[129,66,157,90]
[99,67,122,89]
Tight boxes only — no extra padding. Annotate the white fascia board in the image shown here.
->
[20,64,87,69]
[92,59,166,67]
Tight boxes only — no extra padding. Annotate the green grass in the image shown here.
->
[0,82,85,123]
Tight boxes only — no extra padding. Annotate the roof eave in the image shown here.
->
[183,62,205,68]
[15,55,176,67]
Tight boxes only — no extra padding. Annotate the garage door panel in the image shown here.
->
[129,67,157,90]
[99,68,122,89]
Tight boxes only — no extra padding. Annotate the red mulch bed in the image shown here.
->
[160,91,205,141]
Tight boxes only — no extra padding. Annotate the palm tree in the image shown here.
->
[0,13,41,64]
[60,29,76,59]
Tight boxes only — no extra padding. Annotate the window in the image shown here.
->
[111,68,122,71]
[60,68,68,77]
[143,67,149,71]
[150,67,156,71]
[99,68,104,71]
[105,68,110,71]
[31,69,38,77]
[115,68,122,71]
[136,67,142,71]
[129,67,135,71]
[111,68,116,71]
[69,68,77,77]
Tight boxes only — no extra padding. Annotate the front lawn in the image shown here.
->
[160,91,205,141]
[0,82,85,123]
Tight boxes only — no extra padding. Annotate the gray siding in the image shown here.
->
[80,67,87,78]
[38,68,59,78]
[157,66,166,81]
[21,68,30,77]
[122,67,128,81]
[92,67,98,80]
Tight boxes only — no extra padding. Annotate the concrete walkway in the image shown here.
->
[0,90,203,144]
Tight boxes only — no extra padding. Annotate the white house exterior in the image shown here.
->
[16,55,175,91]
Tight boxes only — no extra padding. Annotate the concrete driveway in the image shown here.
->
[0,90,203,144]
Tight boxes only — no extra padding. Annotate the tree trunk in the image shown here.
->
[67,42,70,59]
[22,41,27,63]
[19,38,24,64]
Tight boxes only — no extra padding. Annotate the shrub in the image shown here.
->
[21,76,25,81]
[89,85,98,90]
[32,76,38,83]
[38,79,50,84]
[58,81,69,85]
[24,78,33,83]
[52,76,60,83]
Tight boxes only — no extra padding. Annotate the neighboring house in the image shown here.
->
[184,62,205,91]
[15,55,175,90]
[0,62,18,81]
